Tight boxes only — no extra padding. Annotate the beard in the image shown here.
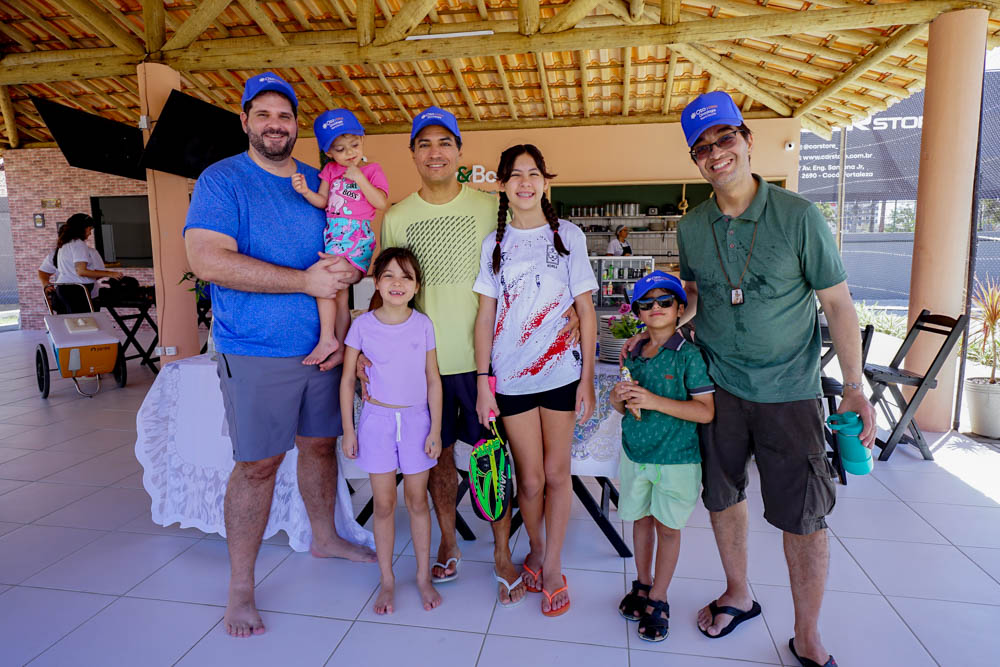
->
[247,125,296,161]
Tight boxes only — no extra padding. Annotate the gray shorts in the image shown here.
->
[217,353,343,462]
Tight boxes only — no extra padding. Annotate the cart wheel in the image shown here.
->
[35,344,50,398]
[113,343,127,388]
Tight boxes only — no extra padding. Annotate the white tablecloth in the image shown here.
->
[135,354,374,553]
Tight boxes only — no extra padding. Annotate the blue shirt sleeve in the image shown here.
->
[184,166,240,240]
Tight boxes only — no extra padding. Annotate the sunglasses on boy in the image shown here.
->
[689,130,742,161]
[635,295,677,311]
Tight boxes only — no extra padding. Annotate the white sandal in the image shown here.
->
[431,556,460,583]
[495,571,525,609]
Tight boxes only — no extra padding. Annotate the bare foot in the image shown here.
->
[431,544,461,580]
[541,570,569,614]
[495,560,526,605]
[522,549,543,589]
[374,580,395,615]
[224,585,266,638]
[696,589,753,637]
[318,346,345,372]
[303,338,339,366]
[417,578,442,611]
[791,635,832,666]
[311,536,377,563]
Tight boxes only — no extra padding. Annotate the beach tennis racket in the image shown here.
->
[469,377,513,522]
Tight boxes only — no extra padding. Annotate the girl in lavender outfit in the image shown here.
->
[340,247,443,616]
[293,108,388,366]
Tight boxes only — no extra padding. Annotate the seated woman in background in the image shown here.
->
[52,213,122,313]
[607,225,633,256]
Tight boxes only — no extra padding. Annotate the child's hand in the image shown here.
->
[618,383,659,411]
[475,384,500,428]
[291,172,309,194]
[344,164,364,183]
[576,381,596,425]
[425,433,442,460]
[612,380,638,402]
[341,432,358,459]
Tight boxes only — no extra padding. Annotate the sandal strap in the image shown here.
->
[645,598,670,617]
[709,600,749,618]
[630,579,652,594]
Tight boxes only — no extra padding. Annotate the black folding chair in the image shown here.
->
[863,309,968,461]
[821,324,875,485]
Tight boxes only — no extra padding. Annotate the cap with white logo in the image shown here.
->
[410,106,462,145]
[314,109,365,153]
[680,91,744,147]
[241,72,298,110]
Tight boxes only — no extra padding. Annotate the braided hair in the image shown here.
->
[491,144,568,274]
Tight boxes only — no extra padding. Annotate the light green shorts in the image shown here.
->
[617,451,701,529]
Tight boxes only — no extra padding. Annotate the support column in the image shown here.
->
[907,8,988,430]
[137,63,199,363]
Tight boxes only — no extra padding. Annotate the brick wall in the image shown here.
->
[6,148,156,330]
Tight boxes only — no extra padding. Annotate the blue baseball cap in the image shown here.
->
[410,106,462,146]
[314,109,365,153]
[241,72,298,111]
[631,271,687,310]
[680,91,743,147]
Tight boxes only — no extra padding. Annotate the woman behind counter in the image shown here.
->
[607,225,633,256]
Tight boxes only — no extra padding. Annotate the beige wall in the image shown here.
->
[293,117,803,200]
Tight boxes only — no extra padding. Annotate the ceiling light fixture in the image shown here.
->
[405,30,494,40]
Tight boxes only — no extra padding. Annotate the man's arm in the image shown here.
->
[816,280,877,448]
[185,228,358,299]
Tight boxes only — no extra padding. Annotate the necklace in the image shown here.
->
[710,217,759,306]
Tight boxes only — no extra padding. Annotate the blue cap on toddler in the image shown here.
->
[680,91,744,147]
[631,271,687,312]
[314,109,366,153]
[241,72,298,111]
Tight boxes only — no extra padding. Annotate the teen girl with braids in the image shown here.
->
[473,144,597,617]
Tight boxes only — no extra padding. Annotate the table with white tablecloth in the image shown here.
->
[135,354,373,552]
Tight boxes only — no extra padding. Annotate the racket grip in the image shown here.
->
[488,376,497,421]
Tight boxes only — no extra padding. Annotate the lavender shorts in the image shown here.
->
[357,403,437,475]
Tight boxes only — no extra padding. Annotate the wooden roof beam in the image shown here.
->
[520,0,540,35]
[578,51,591,117]
[337,66,380,124]
[56,0,145,54]
[0,21,35,51]
[661,0,679,24]
[236,0,289,46]
[141,0,166,52]
[662,49,677,113]
[319,0,352,27]
[622,46,632,116]
[494,55,518,120]
[448,59,482,121]
[298,67,337,108]
[73,79,138,120]
[162,0,232,50]
[476,0,489,20]
[0,86,19,148]
[182,72,234,109]
[285,0,314,31]
[4,0,74,48]
[374,64,411,121]
[602,0,633,24]
[630,0,645,21]
[413,63,442,108]
[542,0,606,33]
[796,22,928,118]
[672,44,793,116]
[93,0,146,41]
[356,0,375,46]
[536,52,554,119]
[374,0,438,45]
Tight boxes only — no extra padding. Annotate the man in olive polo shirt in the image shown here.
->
[676,92,875,667]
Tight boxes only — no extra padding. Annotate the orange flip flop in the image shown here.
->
[542,574,570,617]
[522,563,543,593]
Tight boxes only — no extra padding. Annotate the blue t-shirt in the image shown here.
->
[183,153,326,357]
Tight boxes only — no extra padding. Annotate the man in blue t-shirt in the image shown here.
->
[184,72,375,639]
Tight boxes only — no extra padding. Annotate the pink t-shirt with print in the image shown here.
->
[318,162,389,221]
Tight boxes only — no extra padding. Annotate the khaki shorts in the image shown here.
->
[700,386,837,535]
[617,451,701,530]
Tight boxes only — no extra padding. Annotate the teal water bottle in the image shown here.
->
[826,411,873,475]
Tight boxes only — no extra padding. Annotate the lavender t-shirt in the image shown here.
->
[345,310,436,406]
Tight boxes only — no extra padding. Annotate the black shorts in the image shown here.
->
[700,386,837,535]
[441,371,490,447]
[495,380,580,417]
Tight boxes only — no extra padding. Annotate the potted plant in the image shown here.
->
[965,275,1000,438]
[599,303,644,363]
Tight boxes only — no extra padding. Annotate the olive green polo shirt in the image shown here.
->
[622,332,714,465]
[677,176,847,403]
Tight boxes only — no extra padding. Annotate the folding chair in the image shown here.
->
[863,309,968,461]
[821,324,875,485]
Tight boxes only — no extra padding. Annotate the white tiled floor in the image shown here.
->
[1,328,1000,666]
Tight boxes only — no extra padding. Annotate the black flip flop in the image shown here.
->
[698,599,762,639]
[788,638,837,667]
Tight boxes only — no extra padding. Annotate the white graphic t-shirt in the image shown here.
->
[473,219,597,395]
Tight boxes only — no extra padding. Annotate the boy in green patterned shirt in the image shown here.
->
[612,271,715,643]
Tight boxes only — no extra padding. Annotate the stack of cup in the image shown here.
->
[826,411,872,475]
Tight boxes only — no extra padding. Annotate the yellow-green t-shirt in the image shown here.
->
[381,185,498,375]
